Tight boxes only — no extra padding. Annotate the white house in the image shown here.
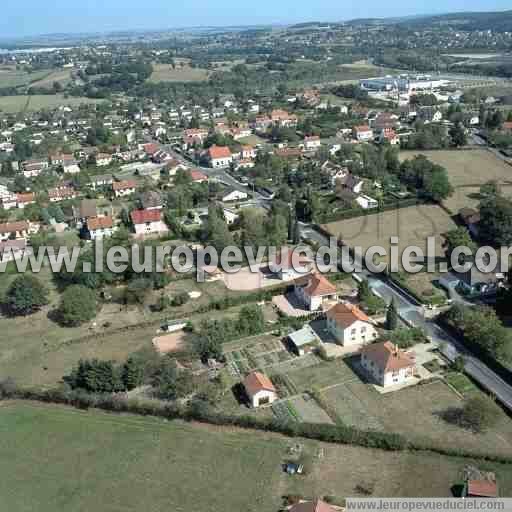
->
[356,195,378,210]
[86,216,115,240]
[208,145,233,168]
[221,189,248,202]
[113,180,136,198]
[95,153,113,167]
[243,371,277,408]
[130,209,168,237]
[0,220,29,242]
[222,208,239,225]
[326,303,378,347]
[353,125,373,142]
[304,135,321,151]
[294,273,338,311]
[360,341,415,387]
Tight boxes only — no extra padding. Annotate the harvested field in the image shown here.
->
[152,331,187,354]
[149,64,209,82]
[323,205,457,264]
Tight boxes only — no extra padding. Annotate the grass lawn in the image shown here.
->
[323,204,457,265]
[445,372,478,395]
[149,64,209,82]
[2,401,512,509]
[286,358,358,393]
[0,94,104,113]
[0,66,51,88]
[29,69,72,89]
[324,379,512,458]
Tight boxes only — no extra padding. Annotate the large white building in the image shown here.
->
[360,74,450,93]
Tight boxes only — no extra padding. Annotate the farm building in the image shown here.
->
[243,371,277,408]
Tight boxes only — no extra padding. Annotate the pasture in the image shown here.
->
[2,401,512,509]
[0,65,50,88]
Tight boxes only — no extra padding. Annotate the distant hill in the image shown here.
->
[345,10,512,33]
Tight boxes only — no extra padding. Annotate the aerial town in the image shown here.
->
[1,7,512,511]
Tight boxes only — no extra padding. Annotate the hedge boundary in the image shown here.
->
[2,384,512,465]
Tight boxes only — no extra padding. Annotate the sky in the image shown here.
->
[1,0,511,39]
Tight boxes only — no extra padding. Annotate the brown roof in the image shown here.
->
[290,500,336,512]
[299,273,337,297]
[354,125,371,132]
[87,216,113,231]
[243,371,276,396]
[361,341,415,372]
[113,180,137,191]
[326,302,370,327]
[208,145,231,160]
[0,221,29,234]
[16,192,35,203]
[468,479,498,498]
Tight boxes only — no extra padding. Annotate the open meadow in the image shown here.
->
[2,401,512,511]
[399,149,512,212]
[0,94,104,113]
[0,65,51,88]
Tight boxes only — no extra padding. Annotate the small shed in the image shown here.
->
[288,325,319,356]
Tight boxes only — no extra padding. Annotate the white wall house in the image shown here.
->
[304,135,321,151]
[208,145,232,168]
[113,180,136,198]
[86,216,115,240]
[0,221,30,242]
[243,371,277,408]
[353,125,373,142]
[294,273,337,311]
[131,209,168,237]
[326,303,378,347]
[360,341,415,387]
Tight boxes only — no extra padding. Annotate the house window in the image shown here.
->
[351,328,356,335]
[361,326,367,333]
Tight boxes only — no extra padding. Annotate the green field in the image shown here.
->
[2,401,512,509]
[0,94,104,113]
[0,66,51,88]
[149,64,209,83]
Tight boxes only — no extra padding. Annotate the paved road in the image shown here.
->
[297,221,512,409]
[367,274,512,411]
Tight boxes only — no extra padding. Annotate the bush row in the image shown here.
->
[2,382,512,464]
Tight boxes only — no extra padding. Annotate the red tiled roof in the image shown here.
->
[113,180,137,191]
[361,341,415,372]
[130,209,161,225]
[190,169,207,181]
[354,125,371,132]
[289,500,336,512]
[502,122,512,131]
[468,479,498,498]
[0,221,29,234]
[87,216,113,231]
[326,302,370,327]
[208,145,231,160]
[243,371,276,396]
[301,273,337,297]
